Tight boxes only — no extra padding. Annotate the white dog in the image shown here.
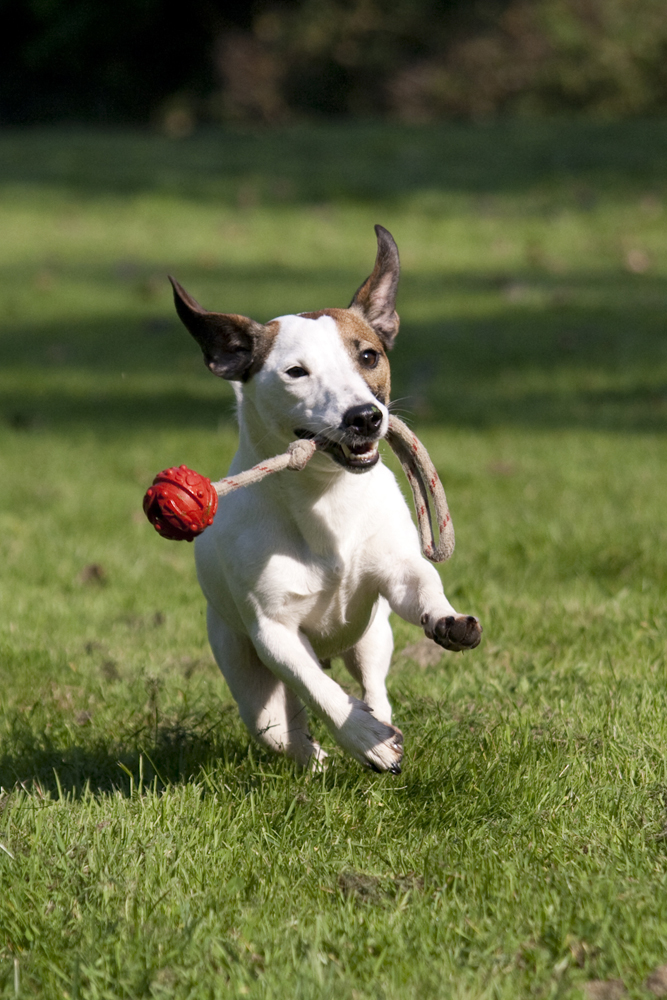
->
[170,225,482,773]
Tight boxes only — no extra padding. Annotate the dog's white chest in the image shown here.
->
[259,544,378,658]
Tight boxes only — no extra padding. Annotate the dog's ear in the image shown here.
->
[349,224,400,349]
[169,277,270,381]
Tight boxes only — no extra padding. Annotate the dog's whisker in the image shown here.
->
[387,400,415,419]
[387,398,413,413]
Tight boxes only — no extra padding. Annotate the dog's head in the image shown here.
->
[170,225,400,473]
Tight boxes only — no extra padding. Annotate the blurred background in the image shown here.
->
[4,0,667,128]
[2,0,667,433]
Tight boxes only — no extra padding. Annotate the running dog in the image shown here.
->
[169,225,482,773]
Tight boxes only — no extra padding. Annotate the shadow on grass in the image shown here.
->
[0,716,253,798]
[3,120,667,202]
[2,265,666,432]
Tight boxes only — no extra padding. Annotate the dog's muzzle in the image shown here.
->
[295,404,384,473]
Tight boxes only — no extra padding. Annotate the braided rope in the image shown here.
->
[385,415,455,563]
[210,439,318,497]
[208,416,454,563]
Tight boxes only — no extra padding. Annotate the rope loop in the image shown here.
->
[385,415,455,563]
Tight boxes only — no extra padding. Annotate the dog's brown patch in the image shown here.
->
[246,319,279,379]
[299,308,391,403]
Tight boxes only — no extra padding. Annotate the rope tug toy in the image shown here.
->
[143,415,455,563]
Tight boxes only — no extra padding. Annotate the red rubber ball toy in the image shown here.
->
[143,465,218,542]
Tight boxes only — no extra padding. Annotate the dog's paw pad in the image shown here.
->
[433,614,482,652]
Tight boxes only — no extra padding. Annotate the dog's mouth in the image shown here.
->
[294,430,381,473]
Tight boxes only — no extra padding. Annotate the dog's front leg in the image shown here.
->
[342,598,394,724]
[380,556,482,653]
[250,618,404,773]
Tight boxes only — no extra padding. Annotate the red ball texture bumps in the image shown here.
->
[143,465,218,541]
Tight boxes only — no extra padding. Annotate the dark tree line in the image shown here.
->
[3,0,667,125]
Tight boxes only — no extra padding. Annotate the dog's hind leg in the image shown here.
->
[207,605,326,768]
[342,598,394,724]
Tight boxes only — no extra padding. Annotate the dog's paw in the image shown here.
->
[338,709,404,774]
[432,615,482,652]
[363,721,404,775]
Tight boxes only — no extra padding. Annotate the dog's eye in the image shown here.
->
[286,366,309,378]
[359,349,379,369]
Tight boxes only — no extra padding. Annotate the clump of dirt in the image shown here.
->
[584,980,626,1000]
[337,870,424,903]
[646,965,667,997]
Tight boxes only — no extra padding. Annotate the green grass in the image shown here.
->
[1,121,667,999]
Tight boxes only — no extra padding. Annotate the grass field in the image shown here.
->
[1,121,667,999]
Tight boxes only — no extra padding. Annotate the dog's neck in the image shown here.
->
[232,390,376,555]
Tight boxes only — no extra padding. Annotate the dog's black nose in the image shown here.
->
[343,404,383,436]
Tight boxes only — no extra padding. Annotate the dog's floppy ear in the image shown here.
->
[349,224,400,350]
[169,277,270,381]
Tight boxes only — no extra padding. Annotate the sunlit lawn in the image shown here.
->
[1,121,667,999]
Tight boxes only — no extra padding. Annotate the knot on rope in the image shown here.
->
[287,438,318,470]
